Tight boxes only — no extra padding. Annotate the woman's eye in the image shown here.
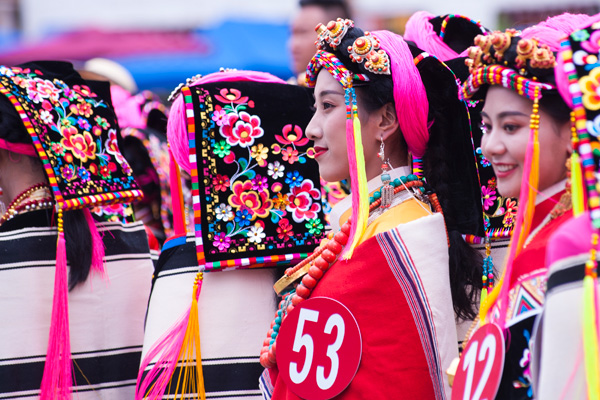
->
[322,102,334,110]
[503,124,519,133]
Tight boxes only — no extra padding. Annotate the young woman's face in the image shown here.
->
[481,86,571,199]
[306,70,382,183]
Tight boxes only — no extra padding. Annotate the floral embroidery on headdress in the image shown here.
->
[183,81,325,270]
[0,65,142,210]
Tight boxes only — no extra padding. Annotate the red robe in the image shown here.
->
[264,209,455,400]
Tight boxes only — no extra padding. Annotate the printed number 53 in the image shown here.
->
[289,308,345,390]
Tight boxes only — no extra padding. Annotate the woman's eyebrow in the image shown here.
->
[316,89,345,99]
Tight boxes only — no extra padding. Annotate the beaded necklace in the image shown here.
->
[259,175,443,368]
[0,183,54,226]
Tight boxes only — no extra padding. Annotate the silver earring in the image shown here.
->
[378,139,393,208]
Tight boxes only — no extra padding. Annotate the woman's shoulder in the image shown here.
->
[363,197,437,240]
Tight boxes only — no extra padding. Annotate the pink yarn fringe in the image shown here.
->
[135,308,191,399]
[135,279,203,399]
[83,208,106,280]
[167,70,286,173]
[40,232,73,400]
[404,11,461,61]
[373,30,430,158]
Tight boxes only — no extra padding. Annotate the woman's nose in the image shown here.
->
[481,127,505,160]
[305,113,321,141]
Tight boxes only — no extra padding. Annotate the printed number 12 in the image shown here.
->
[461,334,497,400]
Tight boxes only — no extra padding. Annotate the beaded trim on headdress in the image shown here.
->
[461,30,557,100]
[439,14,487,39]
[0,65,142,211]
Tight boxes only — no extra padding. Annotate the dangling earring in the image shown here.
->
[0,187,5,215]
[378,138,394,208]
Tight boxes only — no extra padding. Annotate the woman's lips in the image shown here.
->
[493,163,517,178]
[314,146,328,158]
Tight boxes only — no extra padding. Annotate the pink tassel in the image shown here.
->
[40,227,73,400]
[136,273,205,399]
[83,208,106,280]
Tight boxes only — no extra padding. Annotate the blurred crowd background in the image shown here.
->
[0,0,597,98]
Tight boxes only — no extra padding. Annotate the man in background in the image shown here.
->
[288,0,352,85]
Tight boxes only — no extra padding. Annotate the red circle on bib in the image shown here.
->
[452,323,505,400]
[277,296,362,400]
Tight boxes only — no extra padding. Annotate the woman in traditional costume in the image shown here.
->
[404,10,520,350]
[456,13,594,399]
[136,70,327,400]
[0,61,154,399]
[259,19,485,400]
[527,14,600,399]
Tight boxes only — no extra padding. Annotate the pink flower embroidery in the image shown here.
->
[275,124,309,146]
[219,112,263,148]
[481,185,497,211]
[212,107,229,126]
[26,78,61,103]
[281,147,299,164]
[286,179,321,223]
[214,232,231,251]
[214,88,249,104]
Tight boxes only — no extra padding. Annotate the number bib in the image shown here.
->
[452,323,505,400]
[277,297,362,400]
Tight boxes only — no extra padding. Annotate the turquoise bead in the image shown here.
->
[400,176,408,183]
[393,178,401,187]
[373,191,381,199]
[275,317,282,325]
[273,324,280,332]
[408,174,418,181]
[420,187,425,192]
[369,196,374,203]
[381,173,391,182]
[271,332,278,339]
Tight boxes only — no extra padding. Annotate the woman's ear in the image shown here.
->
[379,103,399,142]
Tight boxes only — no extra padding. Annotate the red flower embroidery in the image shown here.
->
[26,77,61,103]
[60,128,96,163]
[214,88,249,104]
[228,180,272,219]
[276,218,294,242]
[213,174,231,192]
[105,129,126,164]
[275,124,309,146]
